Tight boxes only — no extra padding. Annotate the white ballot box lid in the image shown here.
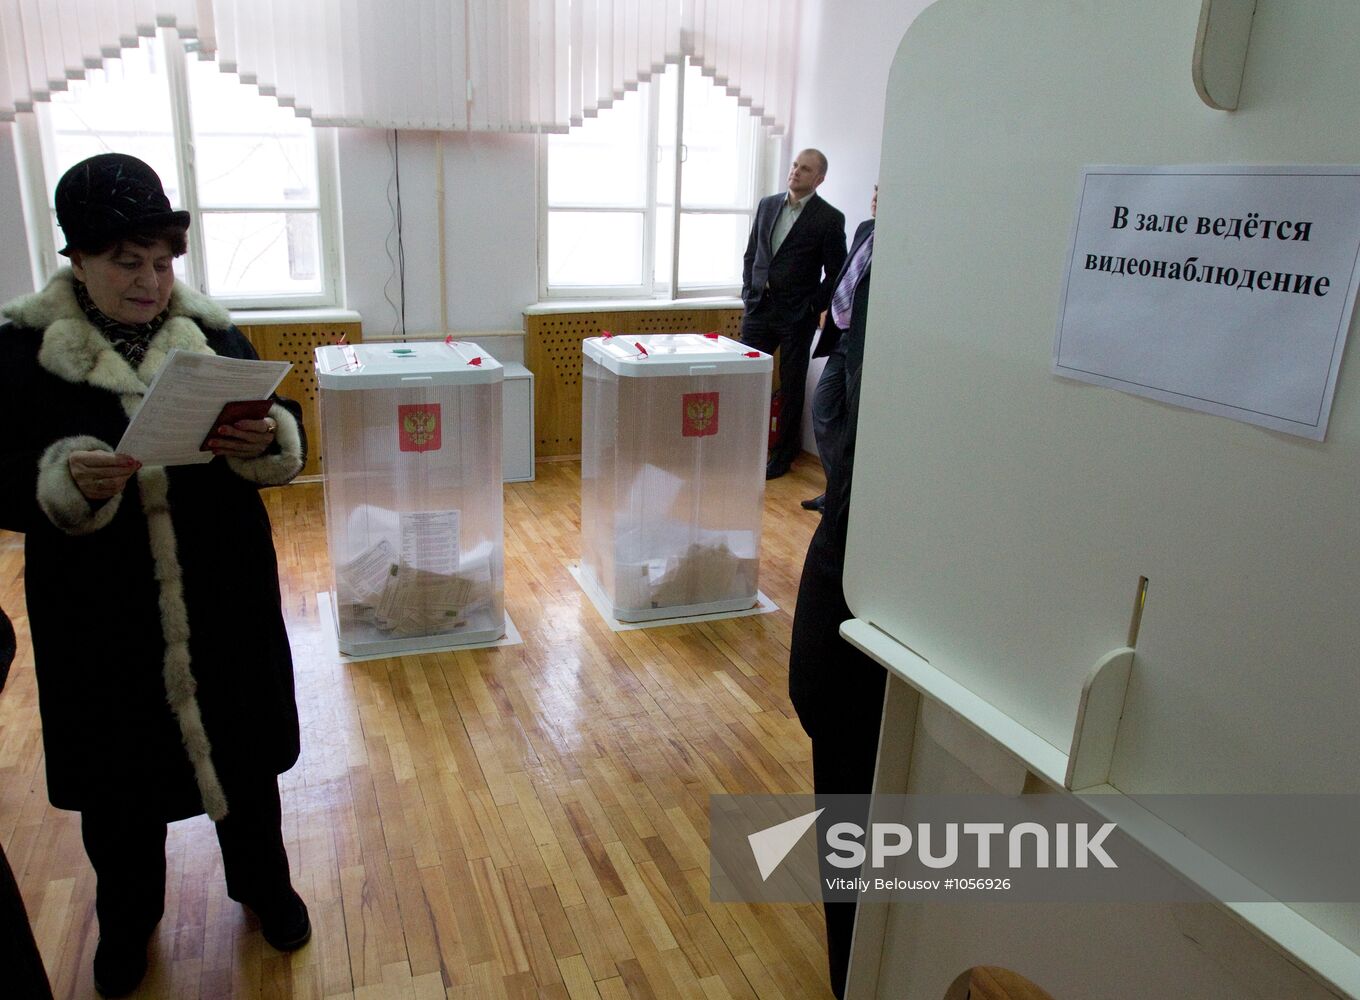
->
[582,333,772,378]
[315,340,504,389]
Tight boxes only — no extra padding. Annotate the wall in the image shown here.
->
[335,128,539,339]
[791,0,936,224]
[787,0,936,457]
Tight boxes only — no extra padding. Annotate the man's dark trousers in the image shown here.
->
[742,309,818,475]
[811,341,847,489]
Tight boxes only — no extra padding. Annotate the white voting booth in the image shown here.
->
[843,2,1360,998]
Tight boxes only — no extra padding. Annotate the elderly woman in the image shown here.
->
[0,154,310,997]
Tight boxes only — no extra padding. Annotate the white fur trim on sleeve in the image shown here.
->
[224,403,305,486]
[36,435,123,535]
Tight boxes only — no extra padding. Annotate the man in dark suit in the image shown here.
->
[787,185,884,1000]
[803,185,876,513]
[741,149,847,479]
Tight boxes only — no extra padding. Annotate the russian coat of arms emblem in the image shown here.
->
[682,392,719,437]
[398,404,442,452]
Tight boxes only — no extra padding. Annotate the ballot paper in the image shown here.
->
[336,539,397,604]
[116,349,292,465]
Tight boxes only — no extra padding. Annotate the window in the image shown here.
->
[16,31,340,309]
[542,59,779,299]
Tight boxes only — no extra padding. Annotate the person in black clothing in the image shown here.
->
[0,154,311,997]
[0,605,55,1000]
[803,185,876,513]
[787,185,885,999]
[741,149,848,479]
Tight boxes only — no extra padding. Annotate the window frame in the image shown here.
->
[539,57,780,302]
[14,29,344,311]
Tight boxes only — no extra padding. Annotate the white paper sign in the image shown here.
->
[1053,166,1360,440]
[399,510,460,574]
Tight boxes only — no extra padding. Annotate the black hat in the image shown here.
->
[54,153,191,257]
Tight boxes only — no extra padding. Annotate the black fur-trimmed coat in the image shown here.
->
[0,270,305,822]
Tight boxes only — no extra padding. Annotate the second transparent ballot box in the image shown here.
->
[580,333,773,621]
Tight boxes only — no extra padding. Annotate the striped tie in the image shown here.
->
[830,230,874,329]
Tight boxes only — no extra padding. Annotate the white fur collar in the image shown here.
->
[2,269,231,395]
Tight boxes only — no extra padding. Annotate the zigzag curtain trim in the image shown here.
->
[1,0,797,133]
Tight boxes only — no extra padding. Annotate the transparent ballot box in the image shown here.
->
[316,341,504,655]
[580,334,773,621]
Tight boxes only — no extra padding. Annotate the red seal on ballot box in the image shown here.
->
[682,392,719,437]
[398,404,442,452]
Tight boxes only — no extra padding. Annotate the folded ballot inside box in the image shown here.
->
[333,505,495,639]
[611,524,759,611]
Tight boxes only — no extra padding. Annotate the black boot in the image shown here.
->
[248,887,311,951]
[92,930,151,997]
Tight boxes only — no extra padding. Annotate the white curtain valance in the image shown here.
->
[0,1,212,112]
[0,0,798,134]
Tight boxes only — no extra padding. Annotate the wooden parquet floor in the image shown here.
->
[0,458,835,999]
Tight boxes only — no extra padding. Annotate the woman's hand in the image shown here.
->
[69,451,140,501]
[206,416,277,459]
